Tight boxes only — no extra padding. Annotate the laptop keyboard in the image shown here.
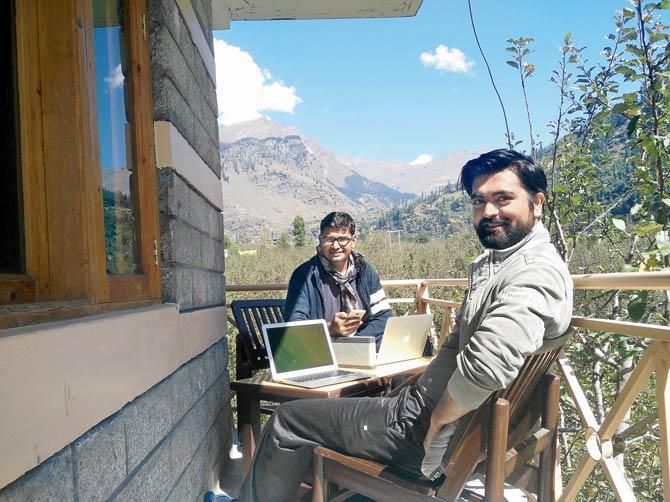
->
[289,369,356,383]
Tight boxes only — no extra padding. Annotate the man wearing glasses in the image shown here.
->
[284,211,391,345]
[206,150,573,502]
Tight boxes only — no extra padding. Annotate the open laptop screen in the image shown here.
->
[265,322,334,373]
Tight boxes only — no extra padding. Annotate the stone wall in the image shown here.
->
[0,0,230,500]
[149,0,219,175]
[149,0,225,311]
[0,339,231,502]
[159,169,225,310]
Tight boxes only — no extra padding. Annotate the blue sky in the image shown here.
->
[213,0,643,164]
[95,25,128,172]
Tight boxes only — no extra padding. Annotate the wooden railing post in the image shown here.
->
[416,281,429,314]
[224,272,670,500]
[655,341,670,500]
[441,306,453,345]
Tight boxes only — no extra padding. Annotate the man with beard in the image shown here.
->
[206,149,573,502]
[283,211,392,346]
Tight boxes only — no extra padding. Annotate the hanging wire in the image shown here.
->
[467,0,513,149]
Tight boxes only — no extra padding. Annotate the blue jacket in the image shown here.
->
[284,254,392,345]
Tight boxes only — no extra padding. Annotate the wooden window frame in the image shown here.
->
[1,0,160,323]
[84,0,161,303]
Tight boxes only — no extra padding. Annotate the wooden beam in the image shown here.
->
[601,456,636,501]
[571,317,670,342]
[600,347,655,440]
[78,0,108,305]
[0,299,159,330]
[559,455,597,502]
[0,275,36,304]
[557,351,599,430]
[572,271,670,290]
[423,298,462,308]
[15,0,50,301]
[38,0,88,300]
[656,342,670,501]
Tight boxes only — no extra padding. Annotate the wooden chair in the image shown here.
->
[312,330,574,502]
[230,298,286,381]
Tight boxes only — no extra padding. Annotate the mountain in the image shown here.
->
[220,117,415,242]
[338,148,490,195]
[366,183,473,239]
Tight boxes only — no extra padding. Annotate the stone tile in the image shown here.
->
[165,450,206,502]
[201,236,224,272]
[124,379,175,472]
[170,363,194,423]
[170,355,204,422]
[153,75,194,150]
[169,381,221,478]
[159,0,181,42]
[172,219,203,267]
[111,438,173,502]
[168,404,201,476]
[192,118,219,175]
[212,373,231,419]
[200,385,218,432]
[202,343,219,389]
[159,216,175,264]
[189,195,214,237]
[156,168,172,212]
[176,265,194,310]
[191,0,210,50]
[73,415,126,502]
[163,170,191,220]
[205,270,225,306]
[191,268,208,308]
[0,448,74,502]
[190,352,209,398]
[212,339,227,377]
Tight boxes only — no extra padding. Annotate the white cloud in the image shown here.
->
[420,45,473,73]
[409,153,433,166]
[105,64,124,90]
[214,38,302,126]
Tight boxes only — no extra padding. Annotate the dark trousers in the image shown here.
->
[238,384,431,502]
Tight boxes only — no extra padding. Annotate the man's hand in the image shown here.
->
[423,391,470,452]
[328,312,362,337]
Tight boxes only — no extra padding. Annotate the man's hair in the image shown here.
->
[320,211,356,235]
[459,149,547,197]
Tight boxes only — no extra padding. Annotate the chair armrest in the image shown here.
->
[386,372,422,397]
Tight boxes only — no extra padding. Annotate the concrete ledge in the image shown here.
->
[155,121,223,211]
[0,304,227,489]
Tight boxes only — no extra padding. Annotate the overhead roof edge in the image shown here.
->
[212,0,423,30]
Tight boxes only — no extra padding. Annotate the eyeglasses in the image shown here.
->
[320,236,353,247]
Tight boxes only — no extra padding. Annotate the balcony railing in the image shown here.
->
[226,270,670,500]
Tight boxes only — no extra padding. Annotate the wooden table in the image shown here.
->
[231,357,432,475]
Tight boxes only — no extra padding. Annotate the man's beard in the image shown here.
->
[475,217,534,250]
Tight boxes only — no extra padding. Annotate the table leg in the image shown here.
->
[237,392,261,476]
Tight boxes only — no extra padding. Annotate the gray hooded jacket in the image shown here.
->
[418,222,573,410]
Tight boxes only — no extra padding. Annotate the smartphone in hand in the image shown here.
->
[345,309,366,321]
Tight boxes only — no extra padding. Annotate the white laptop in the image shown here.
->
[261,319,370,389]
[333,314,433,368]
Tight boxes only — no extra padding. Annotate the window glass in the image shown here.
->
[93,0,140,274]
[0,0,22,274]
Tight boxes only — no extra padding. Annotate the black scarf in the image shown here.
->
[317,247,360,313]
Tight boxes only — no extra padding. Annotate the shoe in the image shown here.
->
[204,491,236,502]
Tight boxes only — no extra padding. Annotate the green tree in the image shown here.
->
[276,231,292,250]
[508,3,670,497]
[292,215,307,247]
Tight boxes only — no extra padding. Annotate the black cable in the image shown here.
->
[467,0,513,148]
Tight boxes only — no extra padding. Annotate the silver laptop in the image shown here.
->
[334,314,432,368]
[261,319,370,388]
